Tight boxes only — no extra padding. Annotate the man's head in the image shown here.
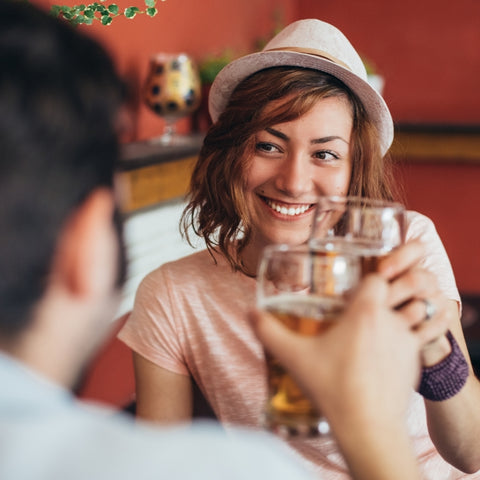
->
[0,0,127,376]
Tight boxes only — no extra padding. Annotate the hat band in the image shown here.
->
[264,46,352,72]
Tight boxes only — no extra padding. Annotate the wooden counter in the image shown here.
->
[115,134,203,213]
[391,124,480,163]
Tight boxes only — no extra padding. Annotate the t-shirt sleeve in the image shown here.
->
[117,267,189,376]
[405,211,460,303]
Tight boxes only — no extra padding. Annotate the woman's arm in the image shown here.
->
[133,352,193,424]
[422,303,480,473]
[379,239,480,473]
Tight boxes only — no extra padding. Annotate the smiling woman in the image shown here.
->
[179,65,389,276]
[117,18,479,479]
[241,94,353,266]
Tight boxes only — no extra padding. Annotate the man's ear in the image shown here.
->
[52,188,118,298]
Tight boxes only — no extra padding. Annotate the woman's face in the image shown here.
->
[244,95,353,254]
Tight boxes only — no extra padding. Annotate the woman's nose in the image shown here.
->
[274,154,312,197]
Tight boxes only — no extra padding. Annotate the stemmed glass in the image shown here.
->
[257,244,361,437]
[310,196,406,276]
[143,53,201,145]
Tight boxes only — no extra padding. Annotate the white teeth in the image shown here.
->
[265,199,311,216]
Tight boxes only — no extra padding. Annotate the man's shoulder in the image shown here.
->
[0,401,313,479]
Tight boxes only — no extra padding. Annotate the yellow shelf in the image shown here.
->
[116,154,197,213]
[391,126,480,163]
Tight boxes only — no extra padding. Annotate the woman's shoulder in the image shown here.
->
[141,249,229,286]
[134,248,249,310]
[405,210,438,240]
[405,209,434,225]
[132,250,213,304]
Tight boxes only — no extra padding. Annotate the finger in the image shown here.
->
[387,268,438,308]
[414,301,451,346]
[377,240,426,281]
[397,294,445,329]
[397,299,431,328]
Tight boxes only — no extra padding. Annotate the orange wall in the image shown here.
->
[397,162,480,294]
[36,0,297,140]
[36,0,480,127]
[298,0,480,125]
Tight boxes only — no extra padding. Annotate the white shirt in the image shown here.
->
[0,352,313,480]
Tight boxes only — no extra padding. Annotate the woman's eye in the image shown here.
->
[315,150,339,162]
[256,142,280,154]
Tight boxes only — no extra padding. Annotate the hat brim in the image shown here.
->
[208,50,393,155]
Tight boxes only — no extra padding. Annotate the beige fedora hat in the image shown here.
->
[209,18,393,155]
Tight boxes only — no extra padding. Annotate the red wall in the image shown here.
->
[36,0,480,127]
[397,162,480,294]
[298,0,480,125]
[37,0,297,140]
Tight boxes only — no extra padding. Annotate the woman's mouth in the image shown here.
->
[260,196,316,217]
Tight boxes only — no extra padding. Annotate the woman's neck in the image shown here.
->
[238,240,269,278]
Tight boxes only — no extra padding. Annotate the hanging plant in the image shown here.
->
[50,0,161,26]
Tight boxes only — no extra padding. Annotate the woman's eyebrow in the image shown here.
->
[312,136,349,145]
[265,127,288,140]
[265,127,348,145]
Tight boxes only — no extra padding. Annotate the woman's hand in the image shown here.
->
[377,240,455,366]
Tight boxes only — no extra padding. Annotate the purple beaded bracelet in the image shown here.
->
[418,331,469,402]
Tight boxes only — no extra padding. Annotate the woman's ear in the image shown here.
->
[52,188,119,299]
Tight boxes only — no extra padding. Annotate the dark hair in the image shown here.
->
[181,67,397,273]
[0,0,127,337]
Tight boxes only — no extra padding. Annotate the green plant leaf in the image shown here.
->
[50,5,62,16]
[198,51,234,84]
[50,1,159,24]
[72,14,86,24]
[125,6,140,18]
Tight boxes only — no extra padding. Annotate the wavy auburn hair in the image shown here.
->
[181,67,398,272]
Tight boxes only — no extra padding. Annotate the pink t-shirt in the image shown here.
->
[119,211,471,479]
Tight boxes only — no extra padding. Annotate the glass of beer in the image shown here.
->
[310,196,406,276]
[257,244,361,437]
